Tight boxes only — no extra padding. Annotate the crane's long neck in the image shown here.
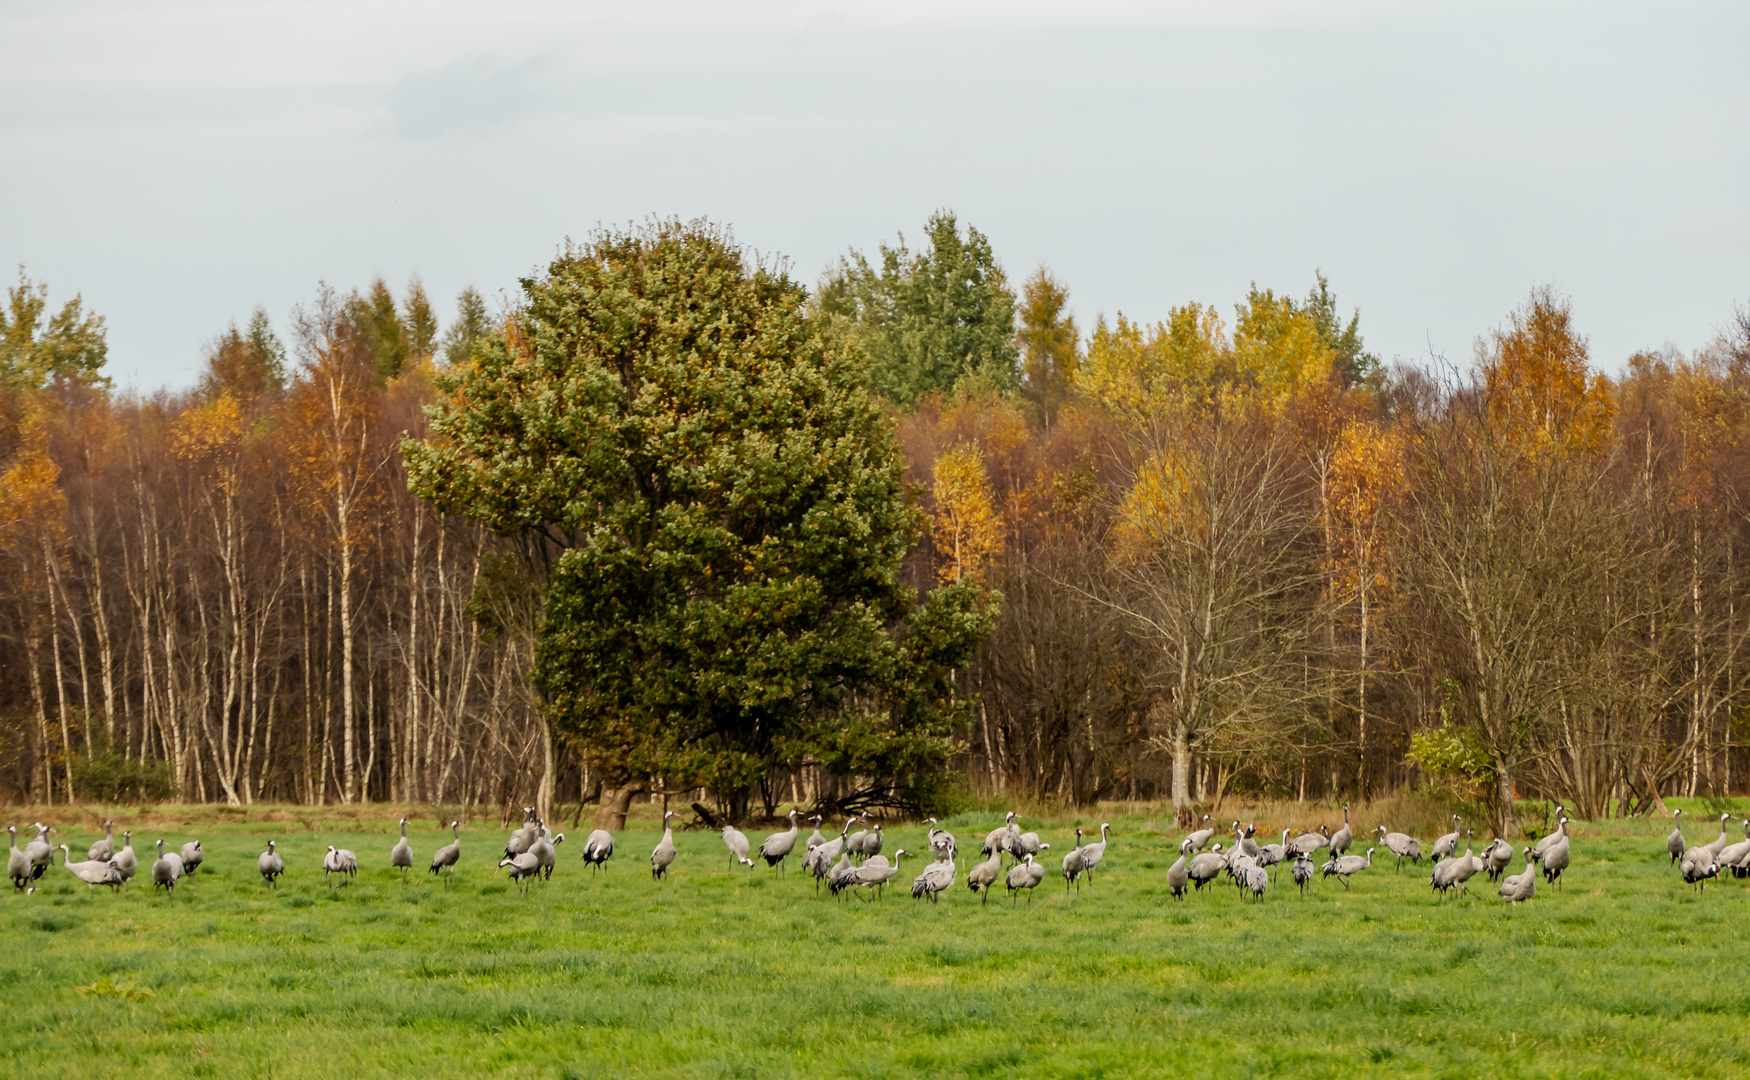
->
[401,822,408,840]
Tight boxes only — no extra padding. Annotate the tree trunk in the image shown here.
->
[1171,718,1191,814]
[1493,757,1520,838]
[595,780,647,831]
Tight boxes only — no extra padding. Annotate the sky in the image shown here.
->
[1,0,1746,391]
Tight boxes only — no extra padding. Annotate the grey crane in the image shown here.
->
[8,826,30,891]
[1079,823,1112,881]
[1329,806,1354,859]
[530,827,564,882]
[845,822,872,859]
[1014,827,1048,860]
[806,818,856,891]
[721,825,754,869]
[498,852,541,895]
[391,819,414,882]
[324,845,348,888]
[1676,819,1729,895]
[1257,828,1290,877]
[1061,829,1086,895]
[924,817,958,864]
[1679,844,1719,894]
[804,815,826,851]
[1243,864,1268,902]
[1431,831,1481,898]
[853,849,908,901]
[1530,805,1568,861]
[1375,825,1423,873]
[60,845,124,893]
[151,840,181,897]
[1181,815,1215,854]
[967,846,1003,904]
[180,841,204,877]
[858,823,886,862]
[1320,847,1374,890]
[1285,825,1331,858]
[1717,819,1750,878]
[504,807,538,858]
[910,855,956,903]
[1480,837,1514,882]
[1232,822,1261,861]
[112,831,137,887]
[1498,847,1536,906]
[1005,853,1045,904]
[581,829,615,873]
[827,851,860,899]
[1187,844,1227,892]
[87,820,115,863]
[651,810,678,880]
[1291,852,1314,897]
[1665,809,1686,866]
[24,824,52,884]
[981,812,1018,860]
[1700,812,1734,863]
[259,839,284,889]
[1538,817,1571,889]
[430,821,461,889]
[1165,852,1189,900]
[1430,815,1462,863]
[758,810,801,874]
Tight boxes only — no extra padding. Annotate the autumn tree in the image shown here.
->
[932,444,1003,585]
[200,308,286,401]
[286,285,390,804]
[407,220,993,823]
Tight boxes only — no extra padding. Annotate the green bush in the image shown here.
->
[70,732,173,802]
[1406,722,1491,802]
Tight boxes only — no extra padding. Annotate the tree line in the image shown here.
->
[2,218,1747,831]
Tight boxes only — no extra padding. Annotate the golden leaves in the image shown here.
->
[932,443,1003,585]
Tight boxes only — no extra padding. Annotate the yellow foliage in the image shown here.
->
[932,443,1003,585]
[171,392,245,462]
[1325,420,1402,599]
[1482,287,1615,454]
[1075,304,1228,422]
[0,412,67,555]
[1232,288,1333,403]
[1116,444,1208,561]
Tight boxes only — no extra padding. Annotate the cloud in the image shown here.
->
[389,55,549,138]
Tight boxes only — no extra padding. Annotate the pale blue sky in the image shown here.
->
[2,0,1745,390]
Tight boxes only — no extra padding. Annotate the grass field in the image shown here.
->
[5,798,1750,1079]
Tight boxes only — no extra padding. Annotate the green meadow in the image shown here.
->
[4,800,1748,1080]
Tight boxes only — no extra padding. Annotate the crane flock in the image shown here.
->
[9,804,1749,911]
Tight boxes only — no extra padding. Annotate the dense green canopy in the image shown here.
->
[405,219,992,811]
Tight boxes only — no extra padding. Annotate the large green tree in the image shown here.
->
[405,220,992,818]
[816,210,1020,406]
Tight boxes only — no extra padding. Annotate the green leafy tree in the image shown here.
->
[403,276,438,360]
[405,220,993,816]
[1,268,109,391]
[348,275,436,381]
[350,277,407,381]
[1017,266,1079,426]
[1300,272,1377,388]
[817,210,1019,406]
[439,286,490,368]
